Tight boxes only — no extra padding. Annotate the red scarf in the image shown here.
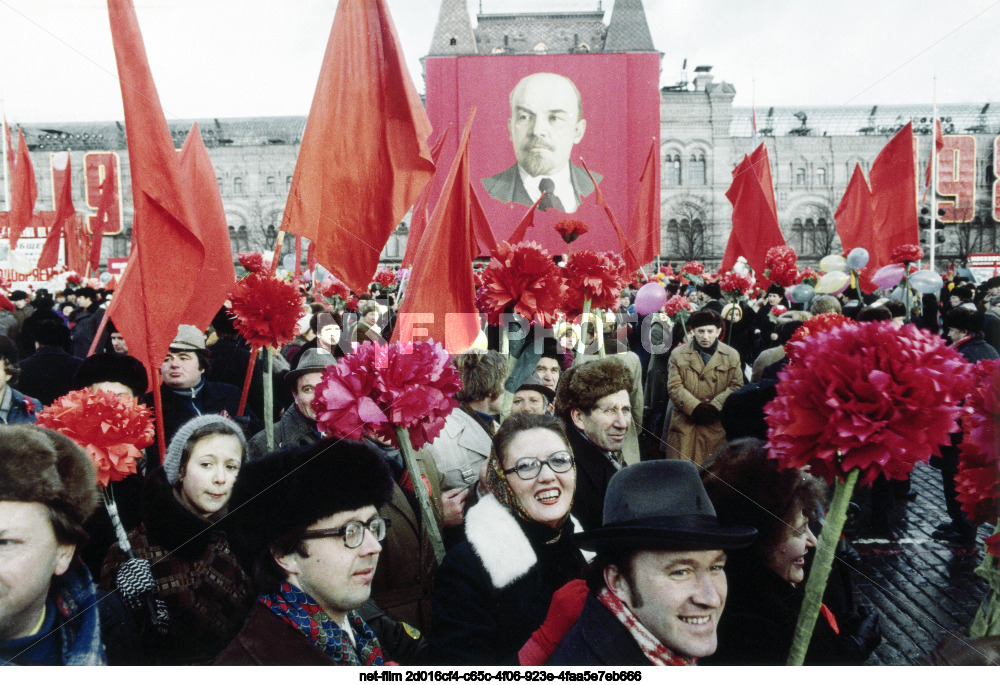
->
[597,588,694,666]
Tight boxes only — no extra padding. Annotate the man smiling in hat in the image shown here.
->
[547,460,756,666]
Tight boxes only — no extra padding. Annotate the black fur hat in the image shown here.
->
[73,353,149,397]
[225,437,394,571]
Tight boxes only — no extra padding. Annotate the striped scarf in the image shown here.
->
[259,583,384,665]
[597,588,694,666]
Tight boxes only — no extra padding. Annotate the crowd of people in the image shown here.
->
[1,269,999,667]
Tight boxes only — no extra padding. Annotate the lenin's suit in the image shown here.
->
[481,163,602,209]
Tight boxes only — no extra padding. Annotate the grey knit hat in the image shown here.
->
[163,414,248,485]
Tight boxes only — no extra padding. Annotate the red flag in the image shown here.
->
[628,140,661,269]
[9,126,37,250]
[401,125,450,268]
[580,157,640,272]
[2,119,14,183]
[38,152,75,271]
[870,122,919,272]
[468,179,497,260]
[721,144,785,276]
[176,122,235,330]
[834,164,878,293]
[104,0,205,382]
[391,110,480,353]
[506,193,544,247]
[922,118,945,202]
[280,0,434,293]
[306,239,316,273]
[87,171,115,272]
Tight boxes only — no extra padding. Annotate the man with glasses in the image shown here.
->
[217,438,426,665]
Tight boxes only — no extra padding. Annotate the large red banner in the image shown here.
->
[425,53,661,261]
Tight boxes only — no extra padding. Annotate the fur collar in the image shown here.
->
[464,494,594,590]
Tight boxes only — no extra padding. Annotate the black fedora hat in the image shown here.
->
[575,460,757,551]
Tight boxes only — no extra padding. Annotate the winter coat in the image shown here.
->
[17,305,65,357]
[572,351,644,466]
[100,468,254,665]
[666,340,743,465]
[424,404,494,491]
[15,345,84,406]
[955,337,1000,363]
[0,386,40,425]
[547,593,652,666]
[643,315,672,437]
[70,306,101,358]
[565,424,621,532]
[0,310,17,343]
[429,494,588,665]
[215,600,427,666]
[247,403,319,461]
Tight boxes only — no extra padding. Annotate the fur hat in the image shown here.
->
[766,283,785,296]
[686,308,723,330]
[73,353,149,397]
[0,425,99,536]
[943,307,985,335]
[163,414,248,485]
[554,357,632,418]
[225,438,394,571]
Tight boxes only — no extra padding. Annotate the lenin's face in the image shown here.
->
[508,73,586,178]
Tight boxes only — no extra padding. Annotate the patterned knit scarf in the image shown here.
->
[259,583,384,665]
[597,588,694,666]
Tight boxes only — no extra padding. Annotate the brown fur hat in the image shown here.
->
[0,425,99,536]
[555,357,633,418]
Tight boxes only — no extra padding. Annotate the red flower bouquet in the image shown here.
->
[797,267,819,286]
[890,244,924,264]
[956,359,1000,525]
[719,271,754,298]
[312,342,392,442]
[237,251,268,275]
[66,273,83,287]
[478,241,567,327]
[379,341,462,451]
[767,322,973,487]
[229,273,305,350]
[563,250,627,316]
[319,275,352,312]
[664,294,694,318]
[764,245,799,288]
[36,389,155,488]
[767,305,788,322]
[371,267,398,294]
[553,219,590,244]
[785,313,854,351]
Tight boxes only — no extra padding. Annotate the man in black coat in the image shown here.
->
[69,287,102,358]
[16,320,83,405]
[548,461,756,666]
[17,293,64,358]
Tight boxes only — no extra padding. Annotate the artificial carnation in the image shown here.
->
[785,313,854,350]
[797,267,819,286]
[766,322,974,486]
[313,343,391,442]
[36,389,154,488]
[955,359,1000,525]
[764,245,799,287]
[681,261,704,276]
[237,252,268,274]
[372,267,398,293]
[379,341,462,450]
[229,272,305,349]
[890,244,924,264]
[563,250,627,316]
[553,219,590,244]
[664,294,694,317]
[768,305,788,320]
[319,275,352,311]
[479,241,567,327]
[718,271,754,297]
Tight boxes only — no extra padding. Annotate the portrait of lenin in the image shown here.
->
[481,72,601,213]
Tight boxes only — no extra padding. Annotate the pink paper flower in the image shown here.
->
[955,359,1000,525]
[313,343,391,442]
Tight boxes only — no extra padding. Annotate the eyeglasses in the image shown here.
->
[297,516,390,549]
[503,451,574,480]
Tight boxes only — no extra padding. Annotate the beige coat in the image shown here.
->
[666,341,743,465]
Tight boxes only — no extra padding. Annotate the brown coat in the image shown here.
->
[666,341,743,465]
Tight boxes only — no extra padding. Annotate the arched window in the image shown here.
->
[665,155,682,186]
[816,168,827,186]
[234,177,243,195]
[795,168,806,186]
[217,177,223,194]
[266,176,275,194]
[286,175,293,191]
[689,154,706,186]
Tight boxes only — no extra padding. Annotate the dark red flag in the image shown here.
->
[506,193,544,247]
[391,110,480,353]
[628,140,661,269]
[9,126,37,250]
[401,125,450,268]
[580,158,640,272]
[870,122,919,272]
[922,118,945,202]
[2,119,14,181]
[87,170,115,272]
[38,152,75,271]
[834,164,878,293]
[721,144,786,276]
[280,0,434,293]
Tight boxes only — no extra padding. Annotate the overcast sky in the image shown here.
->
[0,0,997,123]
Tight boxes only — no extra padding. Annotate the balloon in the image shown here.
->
[313,265,329,282]
[282,253,297,271]
[815,270,849,294]
[99,272,113,284]
[635,282,667,316]
[9,251,32,275]
[890,286,904,301]
[909,269,944,295]
[790,284,815,304]
[819,254,847,273]
[872,264,905,290]
[846,247,870,270]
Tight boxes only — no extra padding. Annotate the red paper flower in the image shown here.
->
[890,244,924,264]
[681,261,704,277]
[664,294,694,317]
[955,359,1000,525]
[769,305,788,318]
[785,313,854,351]
[766,322,974,486]
[346,296,359,312]
[36,389,154,488]
[229,273,305,349]
[553,219,590,244]
[764,246,799,287]
[313,343,391,442]
[66,273,83,286]
[797,267,819,286]
[479,241,567,327]
[563,250,627,317]
[237,252,268,274]
[718,271,754,297]
[372,267,398,293]
[319,276,351,311]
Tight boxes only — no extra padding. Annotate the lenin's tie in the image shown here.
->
[537,178,565,212]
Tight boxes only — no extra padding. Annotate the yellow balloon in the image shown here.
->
[815,270,849,294]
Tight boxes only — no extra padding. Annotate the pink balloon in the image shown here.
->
[635,282,668,316]
[872,264,905,290]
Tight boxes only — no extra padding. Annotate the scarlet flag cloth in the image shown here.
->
[9,126,37,250]
[722,144,786,276]
[177,123,236,331]
[922,118,945,201]
[280,0,434,293]
[87,170,115,272]
[580,158,641,272]
[870,122,919,273]
[401,125,450,269]
[105,0,205,379]
[628,140,661,269]
[835,164,878,293]
[2,119,14,183]
[391,110,480,353]
[39,152,75,271]
[506,193,544,247]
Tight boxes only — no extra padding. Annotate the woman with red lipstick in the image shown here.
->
[700,438,881,665]
[101,415,254,665]
[429,413,588,665]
